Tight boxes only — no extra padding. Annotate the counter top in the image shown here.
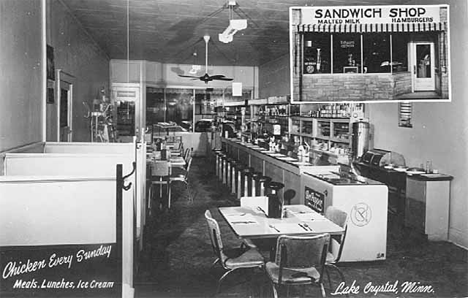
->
[303,171,383,186]
[354,161,452,181]
[407,173,453,181]
[222,138,317,174]
[354,161,408,174]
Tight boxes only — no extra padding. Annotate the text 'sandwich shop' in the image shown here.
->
[290,5,450,102]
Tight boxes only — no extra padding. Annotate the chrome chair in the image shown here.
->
[204,210,264,294]
[168,155,193,205]
[265,234,330,298]
[183,147,193,163]
[324,206,349,288]
[148,160,170,212]
[169,140,184,157]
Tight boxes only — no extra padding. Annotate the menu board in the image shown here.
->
[1,243,121,298]
[304,186,325,213]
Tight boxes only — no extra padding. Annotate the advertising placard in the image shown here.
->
[304,186,325,213]
[1,243,121,298]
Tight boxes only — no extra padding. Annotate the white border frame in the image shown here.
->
[289,4,452,104]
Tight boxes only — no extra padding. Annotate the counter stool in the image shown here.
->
[219,153,227,184]
[245,167,256,197]
[249,172,263,197]
[266,181,285,196]
[226,157,234,190]
[283,189,296,205]
[235,163,246,197]
[213,150,222,179]
[240,167,252,198]
[254,175,272,196]
[229,159,238,194]
[250,172,262,197]
[221,154,229,185]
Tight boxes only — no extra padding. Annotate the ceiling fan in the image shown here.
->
[178,35,233,84]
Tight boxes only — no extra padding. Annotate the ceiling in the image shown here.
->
[61,0,410,67]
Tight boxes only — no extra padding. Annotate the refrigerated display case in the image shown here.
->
[116,101,135,137]
[300,168,388,262]
[111,83,144,142]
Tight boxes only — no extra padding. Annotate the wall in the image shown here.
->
[258,54,290,98]
[47,0,110,142]
[0,0,43,151]
[299,73,412,102]
[366,0,467,248]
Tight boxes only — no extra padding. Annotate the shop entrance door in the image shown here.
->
[56,70,74,142]
[59,81,72,142]
[412,42,435,91]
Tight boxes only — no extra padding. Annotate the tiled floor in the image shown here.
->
[135,157,467,298]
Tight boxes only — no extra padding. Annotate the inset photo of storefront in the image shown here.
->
[290,5,450,102]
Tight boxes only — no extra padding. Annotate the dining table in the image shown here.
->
[146,150,187,170]
[219,204,344,259]
[146,151,187,206]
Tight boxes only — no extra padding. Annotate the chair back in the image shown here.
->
[325,206,348,262]
[204,210,227,265]
[185,155,193,172]
[150,160,170,177]
[176,141,183,153]
[184,148,193,162]
[275,234,330,284]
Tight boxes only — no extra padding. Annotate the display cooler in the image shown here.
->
[300,167,388,262]
[111,83,145,142]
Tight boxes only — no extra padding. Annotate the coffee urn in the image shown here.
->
[352,121,370,159]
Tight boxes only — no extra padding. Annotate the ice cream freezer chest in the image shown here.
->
[300,172,388,262]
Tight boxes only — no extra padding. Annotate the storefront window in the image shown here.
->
[391,34,410,72]
[195,89,218,117]
[165,88,193,127]
[363,33,390,73]
[303,34,331,74]
[146,87,165,125]
[302,33,413,74]
[333,33,361,74]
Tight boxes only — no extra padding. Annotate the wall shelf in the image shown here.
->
[289,117,352,156]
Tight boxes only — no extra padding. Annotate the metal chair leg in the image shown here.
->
[210,258,220,269]
[327,264,346,284]
[326,264,347,297]
[325,266,332,290]
[216,268,236,294]
[168,181,172,209]
[271,283,278,298]
[186,181,194,202]
[148,184,152,216]
[320,283,326,298]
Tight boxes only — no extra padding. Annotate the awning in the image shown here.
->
[297,22,446,33]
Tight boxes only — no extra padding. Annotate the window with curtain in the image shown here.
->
[303,32,413,74]
[363,33,390,73]
[391,33,410,73]
[146,87,253,132]
[303,34,331,74]
[333,33,362,73]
